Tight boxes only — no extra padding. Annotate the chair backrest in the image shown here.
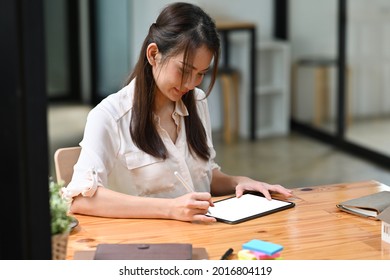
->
[54,146,81,186]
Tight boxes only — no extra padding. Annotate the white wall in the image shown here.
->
[130,0,273,64]
[289,0,337,62]
[130,0,274,137]
[289,0,338,123]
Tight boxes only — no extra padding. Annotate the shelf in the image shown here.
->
[257,85,284,96]
[255,40,290,138]
[259,40,288,51]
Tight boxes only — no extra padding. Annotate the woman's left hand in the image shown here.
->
[234,177,293,200]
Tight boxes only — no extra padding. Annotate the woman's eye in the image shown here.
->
[179,67,191,74]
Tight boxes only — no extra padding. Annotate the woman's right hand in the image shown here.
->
[169,192,216,223]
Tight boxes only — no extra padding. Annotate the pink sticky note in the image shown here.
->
[251,250,281,260]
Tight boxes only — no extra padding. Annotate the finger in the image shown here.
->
[270,185,293,197]
[193,214,217,223]
[192,192,212,201]
[191,200,213,211]
[190,192,213,208]
[261,190,272,200]
[281,188,293,197]
[235,188,245,198]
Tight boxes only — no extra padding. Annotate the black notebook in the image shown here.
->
[94,243,193,260]
[336,191,390,218]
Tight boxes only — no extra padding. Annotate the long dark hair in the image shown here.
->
[127,2,220,160]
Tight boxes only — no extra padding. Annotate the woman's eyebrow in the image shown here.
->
[179,61,210,72]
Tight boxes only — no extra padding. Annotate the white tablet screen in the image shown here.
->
[207,193,294,224]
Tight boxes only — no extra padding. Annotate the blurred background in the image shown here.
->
[45,0,390,185]
[3,0,390,258]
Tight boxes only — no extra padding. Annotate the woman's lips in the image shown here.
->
[175,88,188,96]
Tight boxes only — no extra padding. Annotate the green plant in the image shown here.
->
[49,180,72,235]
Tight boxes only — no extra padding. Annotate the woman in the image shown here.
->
[62,2,292,223]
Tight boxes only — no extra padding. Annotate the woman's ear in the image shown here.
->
[146,43,159,66]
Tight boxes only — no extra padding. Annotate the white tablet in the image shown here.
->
[207,193,295,224]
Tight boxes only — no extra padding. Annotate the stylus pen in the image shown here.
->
[174,170,214,214]
[220,248,234,260]
[174,171,213,214]
[174,171,194,193]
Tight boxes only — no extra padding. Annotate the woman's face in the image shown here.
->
[152,45,213,102]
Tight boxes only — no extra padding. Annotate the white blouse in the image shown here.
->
[62,79,220,203]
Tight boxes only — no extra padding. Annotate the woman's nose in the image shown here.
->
[184,74,201,90]
[184,78,195,90]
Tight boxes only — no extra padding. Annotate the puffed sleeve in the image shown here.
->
[61,105,120,204]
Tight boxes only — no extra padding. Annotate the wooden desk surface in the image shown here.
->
[67,180,390,260]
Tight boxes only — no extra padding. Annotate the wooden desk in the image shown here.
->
[67,180,390,260]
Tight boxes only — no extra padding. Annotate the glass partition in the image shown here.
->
[345,0,390,156]
[44,0,71,99]
[290,0,338,134]
[288,0,390,167]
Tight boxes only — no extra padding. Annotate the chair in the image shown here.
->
[53,146,81,186]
